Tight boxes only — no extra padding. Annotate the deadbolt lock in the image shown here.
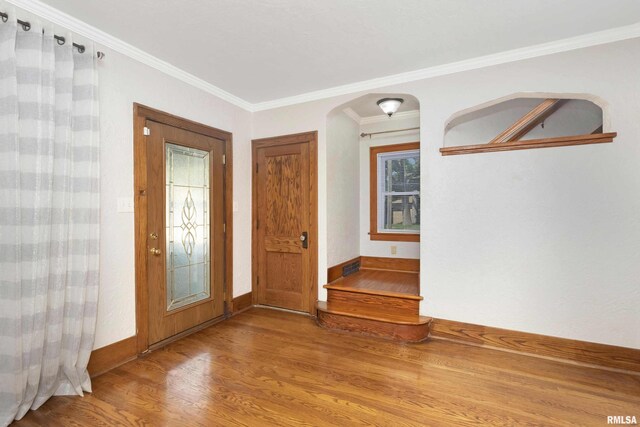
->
[149,232,158,240]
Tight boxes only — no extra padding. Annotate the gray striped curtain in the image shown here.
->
[0,9,100,426]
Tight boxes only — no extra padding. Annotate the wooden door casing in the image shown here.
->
[133,104,234,354]
[252,132,318,314]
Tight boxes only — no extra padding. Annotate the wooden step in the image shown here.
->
[327,269,420,296]
[324,283,423,300]
[325,287,420,317]
[316,301,431,342]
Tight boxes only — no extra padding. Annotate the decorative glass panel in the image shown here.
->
[165,143,211,311]
[378,150,420,233]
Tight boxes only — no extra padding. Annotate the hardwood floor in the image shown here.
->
[15,308,640,426]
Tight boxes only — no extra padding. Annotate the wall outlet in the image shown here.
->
[117,197,134,213]
[390,245,397,255]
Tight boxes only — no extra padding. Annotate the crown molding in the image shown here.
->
[251,22,640,111]
[5,0,254,112]
[6,0,640,114]
[360,109,420,125]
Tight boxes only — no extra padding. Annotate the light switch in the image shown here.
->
[390,245,397,255]
[117,197,134,213]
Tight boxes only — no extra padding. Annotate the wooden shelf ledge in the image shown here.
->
[440,132,617,156]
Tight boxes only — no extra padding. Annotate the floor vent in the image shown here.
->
[342,261,360,277]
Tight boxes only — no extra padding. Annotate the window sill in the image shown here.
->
[439,132,617,156]
[370,232,420,242]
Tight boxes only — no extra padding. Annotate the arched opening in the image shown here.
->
[319,93,429,341]
[442,93,615,155]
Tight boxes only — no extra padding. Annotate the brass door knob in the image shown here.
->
[149,248,161,255]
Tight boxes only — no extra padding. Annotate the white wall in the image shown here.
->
[253,39,640,349]
[359,115,421,259]
[14,1,639,351]
[326,111,360,266]
[94,48,252,349]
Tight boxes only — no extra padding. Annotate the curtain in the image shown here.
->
[0,9,100,426]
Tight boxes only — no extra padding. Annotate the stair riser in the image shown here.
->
[327,289,420,316]
[317,310,430,342]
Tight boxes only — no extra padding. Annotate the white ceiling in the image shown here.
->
[30,0,640,104]
[348,94,420,118]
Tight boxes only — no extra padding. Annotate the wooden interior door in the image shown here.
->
[253,132,317,313]
[146,120,226,345]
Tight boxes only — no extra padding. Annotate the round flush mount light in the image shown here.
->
[377,98,404,117]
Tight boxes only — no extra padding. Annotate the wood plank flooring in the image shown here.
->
[15,308,640,426]
[328,269,420,296]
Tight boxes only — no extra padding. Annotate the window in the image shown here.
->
[369,142,420,242]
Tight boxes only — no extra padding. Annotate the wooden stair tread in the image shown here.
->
[324,283,423,300]
[325,269,421,299]
[316,301,431,325]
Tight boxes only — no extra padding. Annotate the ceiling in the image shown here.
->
[33,0,640,104]
[349,94,420,118]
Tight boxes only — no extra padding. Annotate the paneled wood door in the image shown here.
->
[146,120,226,345]
[252,132,318,314]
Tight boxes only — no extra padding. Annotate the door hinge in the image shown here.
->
[223,223,226,233]
[143,126,151,136]
[222,154,226,165]
[255,163,258,173]
[256,219,259,229]
[257,276,259,285]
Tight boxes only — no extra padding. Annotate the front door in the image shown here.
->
[146,120,226,345]
[253,132,317,313]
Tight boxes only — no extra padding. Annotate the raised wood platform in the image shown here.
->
[317,261,431,342]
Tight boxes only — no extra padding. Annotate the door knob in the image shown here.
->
[300,231,308,249]
[149,248,161,255]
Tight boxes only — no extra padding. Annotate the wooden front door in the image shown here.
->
[146,120,226,345]
[253,132,318,314]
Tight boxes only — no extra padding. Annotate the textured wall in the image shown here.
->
[326,111,361,266]
[253,39,640,348]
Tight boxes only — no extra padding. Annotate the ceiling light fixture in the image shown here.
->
[377,98,404,117]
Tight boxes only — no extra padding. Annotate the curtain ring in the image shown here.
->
[1,14,8,23]
[56,36,65,46]
[77,45,85,54]
[20,21,30,31]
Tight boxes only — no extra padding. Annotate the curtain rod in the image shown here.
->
[360,127,420,138]
[0,11,105,59]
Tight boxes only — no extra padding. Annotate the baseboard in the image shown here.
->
[430,318,640,374]
[87,336,138,378]
[232,291,253,313]
[360,256,419,273]
[327,256,420,282]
